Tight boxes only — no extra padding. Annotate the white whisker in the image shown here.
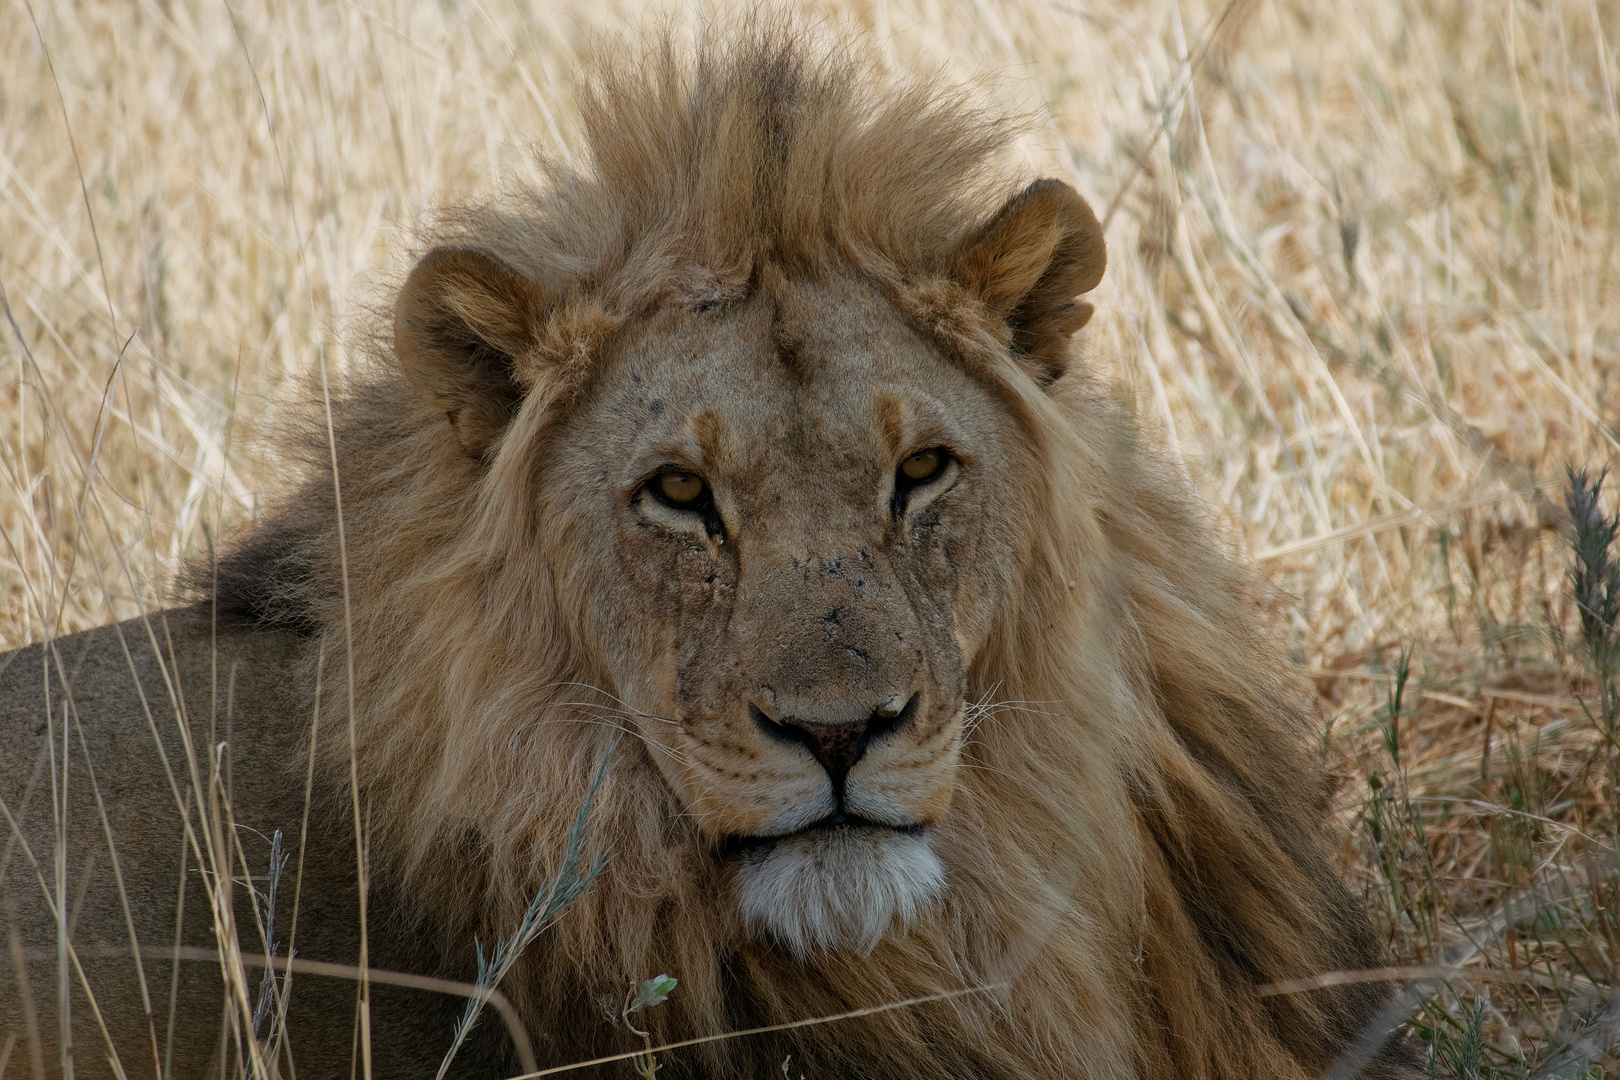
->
[550,713,691,766]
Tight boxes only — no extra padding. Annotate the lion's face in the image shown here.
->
[393,178,1103,958]
[548,274,1024,954]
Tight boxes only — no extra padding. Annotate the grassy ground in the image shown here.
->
[3,0,1618,1074]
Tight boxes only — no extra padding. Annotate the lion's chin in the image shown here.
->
[734,825,945,959]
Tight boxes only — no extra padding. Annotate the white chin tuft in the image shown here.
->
[735,827,945,959]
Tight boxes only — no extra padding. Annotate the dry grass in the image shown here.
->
[3,0,1619,1074]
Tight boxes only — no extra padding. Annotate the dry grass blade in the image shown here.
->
[508,985,1008,1079]
[14,945,541,1076]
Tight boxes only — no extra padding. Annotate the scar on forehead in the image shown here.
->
[875,394,906,455]
[772,312,803,370]
[764,272,811,376]
[690,409,725,461]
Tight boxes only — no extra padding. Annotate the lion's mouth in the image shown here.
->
[720,814,926,860]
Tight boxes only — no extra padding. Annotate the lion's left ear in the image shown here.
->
[952,179,1106,385]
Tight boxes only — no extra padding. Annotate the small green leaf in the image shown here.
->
[629,974,677,1012]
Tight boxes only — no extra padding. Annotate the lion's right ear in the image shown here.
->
[394,246,552,460]
[953,179,1106,385]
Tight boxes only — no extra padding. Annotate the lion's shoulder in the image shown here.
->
[0,605,314,797]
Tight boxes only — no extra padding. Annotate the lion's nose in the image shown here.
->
[752,695,916,788]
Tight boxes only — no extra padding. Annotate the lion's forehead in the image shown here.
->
[584,275,1004,488]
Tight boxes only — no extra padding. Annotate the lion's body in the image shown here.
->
[3,27,1423,1080]
[0,607,518,1079]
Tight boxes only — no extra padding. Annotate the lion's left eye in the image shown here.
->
[898,448,946,484]
[892,447,953,517]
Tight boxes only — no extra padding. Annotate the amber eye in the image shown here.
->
[899,448,945,483]
[656,471,708,506]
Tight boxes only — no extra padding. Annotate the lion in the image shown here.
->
[2,27,1425,1080]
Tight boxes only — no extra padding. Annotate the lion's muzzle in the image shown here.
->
[750,692,916,797]
[654,507,969,956]
[726,691,952,956]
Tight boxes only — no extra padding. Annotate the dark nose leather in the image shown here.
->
[784,719,868,779]
[753,696,913,787]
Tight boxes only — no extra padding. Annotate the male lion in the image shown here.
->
[3,28,1423,1080]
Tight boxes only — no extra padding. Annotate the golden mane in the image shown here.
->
[205,24,1419,1078]
[439,28,1017,313]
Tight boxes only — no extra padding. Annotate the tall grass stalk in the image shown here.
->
[1567,468,1620,825]
[434,743,617,1080]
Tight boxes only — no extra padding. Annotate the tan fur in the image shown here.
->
[2,25,1423,1079]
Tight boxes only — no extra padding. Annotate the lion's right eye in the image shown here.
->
[654,471,709,508]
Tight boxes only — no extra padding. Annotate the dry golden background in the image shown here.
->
[4,0,1618,1072]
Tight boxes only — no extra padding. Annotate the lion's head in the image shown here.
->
[393,176,1100,956]
[214,26,1420,1077]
